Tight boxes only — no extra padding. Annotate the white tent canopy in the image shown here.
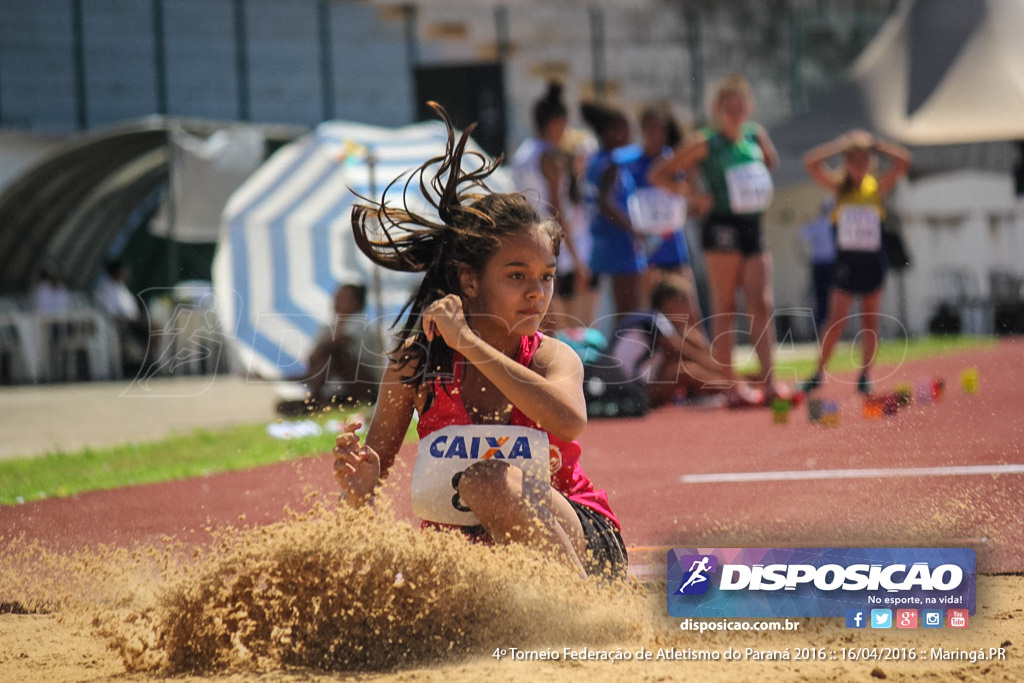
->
[212,119,509,380]
[151,126,266,243]
[770,0,1024,183]
[852,0,1024,145]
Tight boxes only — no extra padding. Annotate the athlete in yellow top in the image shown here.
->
[801,130,911,394]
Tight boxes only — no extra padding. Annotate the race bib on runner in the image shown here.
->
[836,205,882,251]
[725,161,773,214]
[627,187,687,235]
[411,425,551,526]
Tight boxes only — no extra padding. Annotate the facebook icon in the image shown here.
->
[845,609,867,629]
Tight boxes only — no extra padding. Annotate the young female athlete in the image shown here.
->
[801,130,911,394]
[332,104,627,578]
[649,74,788,404]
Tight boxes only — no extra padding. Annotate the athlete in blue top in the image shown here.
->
[616,105,704,335]
[581,102,646,316]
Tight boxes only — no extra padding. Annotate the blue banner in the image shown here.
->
[667,548,976,619]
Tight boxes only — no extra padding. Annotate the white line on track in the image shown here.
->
[681,463,1024,484]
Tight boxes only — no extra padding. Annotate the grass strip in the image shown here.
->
[0,412,378,506]
[738,334,996,379]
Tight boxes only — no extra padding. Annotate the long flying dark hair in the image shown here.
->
[351,103,560,405]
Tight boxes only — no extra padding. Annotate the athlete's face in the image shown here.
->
[641,115,667,153]
[659,295,691,333]
[844,148,871,183]
[714,92,752,135]
[460,225,557,341]
[605,118,631,149]
[544,114,568,145]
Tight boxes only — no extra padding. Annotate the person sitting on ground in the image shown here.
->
[296,281,380,411]
[609,273,763,408]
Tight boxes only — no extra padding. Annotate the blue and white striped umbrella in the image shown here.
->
[212,119,510,380]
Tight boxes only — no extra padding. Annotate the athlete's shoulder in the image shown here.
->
[535,334,584,375]
[696,126,718,143]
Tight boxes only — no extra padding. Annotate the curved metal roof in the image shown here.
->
[0,116,303,295]
[0,120,167,293]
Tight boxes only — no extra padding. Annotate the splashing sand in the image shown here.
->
[2,500,647,675]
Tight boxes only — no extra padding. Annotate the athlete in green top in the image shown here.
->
[649,74,789,405]
[699,121,774,219]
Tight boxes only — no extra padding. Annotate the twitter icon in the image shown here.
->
[870,609,892,629]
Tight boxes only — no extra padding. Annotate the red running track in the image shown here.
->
[2,339,1022,572]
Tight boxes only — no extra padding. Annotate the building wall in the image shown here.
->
[0,0,414,132]
[3,0,920,324]
[0,0,893,143]
[897,172,1024,336]
[0,1,80,130]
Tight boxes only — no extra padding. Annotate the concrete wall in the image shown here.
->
[898,171,1024,335]
[413,0,890,149]
[0,0,413,132]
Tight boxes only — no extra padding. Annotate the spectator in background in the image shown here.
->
[94,260,141,323]
[31,266,70,313]
[555,127,600,329]
[801,130,911,395]
[94,260,150,373]
[650,73,789,405]
[616,104,704,335]
[609,273,763,408]
[798,198,837,332]
[295,281,379,411]
[511,82,593,330]
[581,101,647,316]
[32,265,79,380]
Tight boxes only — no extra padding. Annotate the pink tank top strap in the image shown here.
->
[517,331,543,366]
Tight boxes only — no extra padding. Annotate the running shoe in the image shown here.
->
[801,372,823,394]
[857,372,872,395]
[765,380,795,404]
[727,383,765,409]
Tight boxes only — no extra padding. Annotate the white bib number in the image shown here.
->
[725,161,774,214]
[836,205,882,251]
[627,187,687,235]
[412,425,551,526]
